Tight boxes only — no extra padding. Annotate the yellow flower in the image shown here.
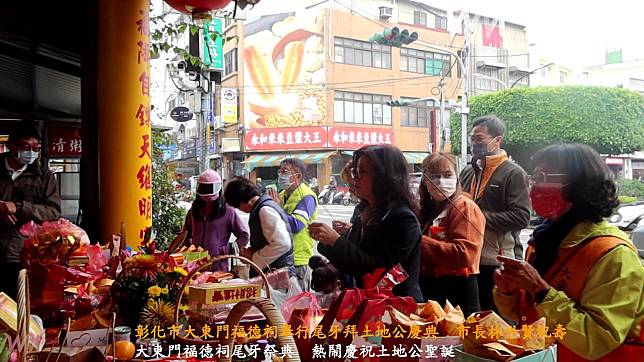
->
[173,267,188,277]
[160,287,169,295]
[147,285,162,297]
[140,299,176,329]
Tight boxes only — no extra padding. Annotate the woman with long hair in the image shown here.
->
[184,170,249,271]
[309,145,423,301]
[418,153,485,316]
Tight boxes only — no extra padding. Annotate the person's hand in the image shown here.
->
[309,222,340,246]
[0,201,17,215]
[1,214,17,225]
[267,188,281,204]
[495,255,550,297]
[332,220,352,235]
[239,247,255,260]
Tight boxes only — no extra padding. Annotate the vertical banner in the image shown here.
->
[221,88,238,124]
[98,0,152,247]
[203,18,224,71]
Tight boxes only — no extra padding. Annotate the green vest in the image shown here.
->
[280,183,318,266]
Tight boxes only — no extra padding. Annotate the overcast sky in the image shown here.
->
[243,0,644,72]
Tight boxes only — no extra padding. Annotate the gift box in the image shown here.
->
[187,283,260,305]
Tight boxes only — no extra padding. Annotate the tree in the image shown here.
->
[152,129,186,250]
[450,86,644,167]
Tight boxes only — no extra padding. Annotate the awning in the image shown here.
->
[243,151,336,172]
[404,152,430,164]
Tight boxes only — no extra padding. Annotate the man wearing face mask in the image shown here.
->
[266,158,318,291]
[0,122,61,298]
[418,153,486,317]
[183,169,249,272]
[460,116,530,312]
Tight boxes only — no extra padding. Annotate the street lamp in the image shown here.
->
[510,62,554,88]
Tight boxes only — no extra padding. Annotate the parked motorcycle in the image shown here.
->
[330,186,349,205]
[342,190,359,206]
[318,184,336,205]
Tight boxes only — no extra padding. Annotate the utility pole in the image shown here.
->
[438,78,446,152]
[460,25,470,171]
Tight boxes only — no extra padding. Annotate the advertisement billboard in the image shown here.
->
[221,88,238,124]
[243,10,326,129]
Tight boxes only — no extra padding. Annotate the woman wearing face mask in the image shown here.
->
[418,153,485,316]
[493,144,644,361]
[183,169,250,272]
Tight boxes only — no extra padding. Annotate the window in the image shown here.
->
[414,11,427,26]
[400,48,451,76]
[400,98,435,127]
[334,37,391,69]
[477,67,501,90]
[334,91,392,125]
[540,66,547,77]
[559,71,567,84]
[509,71,528,87]
[435,16,448,30]
[224,17,234,29]
[224,48,238,75]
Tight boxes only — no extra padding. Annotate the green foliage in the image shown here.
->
[450,86,644,167]
[152,130,186,250]
[617,178,644,200]
[618,195,638,204]
[149,4,237,66]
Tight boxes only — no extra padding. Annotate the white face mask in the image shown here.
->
[17,150,39,165]
[428,177,458,201]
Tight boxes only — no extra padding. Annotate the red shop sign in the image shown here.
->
[327,126,395,150]
[48,127,82,157]
[245,126,328,151]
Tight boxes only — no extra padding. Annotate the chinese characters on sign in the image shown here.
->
[244,126,395,151]
[134,8,152,239]
[48,127,82,157]
[327,126,395,150]
[221,88,238,124]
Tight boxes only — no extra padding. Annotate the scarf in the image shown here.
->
[529,208,584,276]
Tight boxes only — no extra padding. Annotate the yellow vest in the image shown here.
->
[280,183,318,266]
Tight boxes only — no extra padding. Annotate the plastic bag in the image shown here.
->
[20,219,91,265]
[281,292,323,359]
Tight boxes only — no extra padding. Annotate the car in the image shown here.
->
[609,201,644,259]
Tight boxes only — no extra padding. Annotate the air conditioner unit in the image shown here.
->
[379,6,393,19]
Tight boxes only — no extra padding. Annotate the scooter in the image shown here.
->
[330,186,349,205]
[342,190,359,206]
[318,184,336,205]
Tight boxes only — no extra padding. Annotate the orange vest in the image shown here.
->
[520,237,644,361]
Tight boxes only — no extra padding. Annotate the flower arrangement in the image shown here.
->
[110,234,193,330]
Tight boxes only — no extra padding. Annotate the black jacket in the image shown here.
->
[319,204,423,302]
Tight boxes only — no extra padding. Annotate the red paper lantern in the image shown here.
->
[164,0,233,15]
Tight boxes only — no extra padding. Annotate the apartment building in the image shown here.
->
[215,0,464,185]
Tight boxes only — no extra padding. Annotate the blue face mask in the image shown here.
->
[17,150,39,165]
[278,174,294,190]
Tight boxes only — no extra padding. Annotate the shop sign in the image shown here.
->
[202,17,224,71]
[605,157,624,166]
[48,127,82,157]
[245,126,328,151]
[327,126,395,149]
[170,106,193,122]
[221,88,238,124]
[244,126,396,151]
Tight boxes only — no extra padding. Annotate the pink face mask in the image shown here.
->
[200,194,220,203]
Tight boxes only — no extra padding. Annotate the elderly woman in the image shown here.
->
[494,144,644,361]
[309,145,423,301]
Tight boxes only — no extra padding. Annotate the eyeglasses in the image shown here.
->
[15,144,41,152]
[350,167,371,180]
[528,172,567,186]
